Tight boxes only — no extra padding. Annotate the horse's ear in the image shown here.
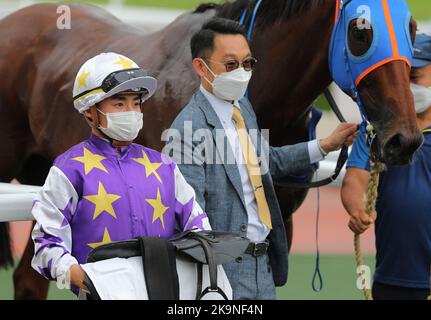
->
[193,3,218,14]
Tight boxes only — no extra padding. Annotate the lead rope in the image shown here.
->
[354,124,384,300]
[312,173,323,292]
[354,160,384,300]
[428,274,431,300]
[335,7,380,299]
[429,267,431,300]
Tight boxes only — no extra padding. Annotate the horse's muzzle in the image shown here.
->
[382,132,423,166]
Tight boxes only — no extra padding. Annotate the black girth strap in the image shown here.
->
[83,273,101,300]
[85,231,249,300]
[196,263,203,300]
[189,232,229,300]
[138,237,179,300]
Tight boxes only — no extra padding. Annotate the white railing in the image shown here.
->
[0,1,186,29]
[0,183,40,222]
[0,153,345,223]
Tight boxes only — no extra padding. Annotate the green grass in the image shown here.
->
[9,0,430,19]
[124,0,223,10]
[8,0,223,9]
[277,254,375,300]
[0,254,375,300]
[0,268,76,300]
[126,0,431,19]
[407,0,431,22]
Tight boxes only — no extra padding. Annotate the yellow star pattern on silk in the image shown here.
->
[88,227,112,249]
[84,182,121,220]
[114,56,136,69]
[133,150,163,183]
[76,70,91,89]
[72,148,109,175]
[146,189,169,230]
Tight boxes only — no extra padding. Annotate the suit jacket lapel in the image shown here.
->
[195,90,247,211]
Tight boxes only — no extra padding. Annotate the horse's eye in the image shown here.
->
[352,28,366,42]
[348,19,374,57]
[409,17,417,47]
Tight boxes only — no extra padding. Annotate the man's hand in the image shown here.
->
[69,264,89,291]
[348,210,377,234]
[320,123,359,153]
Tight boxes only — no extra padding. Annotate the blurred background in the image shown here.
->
[0,0,430,300]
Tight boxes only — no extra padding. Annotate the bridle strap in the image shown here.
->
[238,0,352,189]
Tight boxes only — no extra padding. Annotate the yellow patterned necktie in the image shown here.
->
[232,106,272,229]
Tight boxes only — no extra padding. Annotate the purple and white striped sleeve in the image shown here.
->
[31,166,79,281]
[173,164,211,232]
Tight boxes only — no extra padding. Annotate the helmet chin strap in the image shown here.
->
[88,106,133,148]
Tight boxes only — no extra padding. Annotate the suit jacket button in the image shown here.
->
[240,224,247,232]
[236,256,243,263]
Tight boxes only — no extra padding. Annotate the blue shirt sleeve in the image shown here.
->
[346,121,371,171]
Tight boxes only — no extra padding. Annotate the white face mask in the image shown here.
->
[201,59,252,101]
[410,83,431,114]
[97,109,143,142]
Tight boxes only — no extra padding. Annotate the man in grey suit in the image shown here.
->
[165,18,358,300]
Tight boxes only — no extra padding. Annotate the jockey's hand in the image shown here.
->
[69,264,89,292]
[320,123,359,153]
[348,210,377,234]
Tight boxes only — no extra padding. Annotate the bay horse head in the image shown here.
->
[329,0,423,165]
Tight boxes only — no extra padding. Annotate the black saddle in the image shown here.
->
[84,230,250,300]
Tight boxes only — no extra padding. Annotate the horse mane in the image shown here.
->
[194,0,325,26]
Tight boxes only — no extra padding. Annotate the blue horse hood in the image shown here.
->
[329,0,414,97]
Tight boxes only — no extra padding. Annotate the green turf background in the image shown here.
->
[0,255,375,300]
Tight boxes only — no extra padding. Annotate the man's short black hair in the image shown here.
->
[190,17,248,59]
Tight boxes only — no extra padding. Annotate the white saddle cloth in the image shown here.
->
[79,255,232,300]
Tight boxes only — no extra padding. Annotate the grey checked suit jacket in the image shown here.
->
[167,89,316,287]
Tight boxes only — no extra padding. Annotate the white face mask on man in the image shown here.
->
[97,109,143,142]
[410,82,431,114]
[201,59,252,101]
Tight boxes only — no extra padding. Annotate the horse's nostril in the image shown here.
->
[403,134,424,156]
[384,134,403,157]
[383,133,423,164]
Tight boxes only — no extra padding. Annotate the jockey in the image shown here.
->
[31,52,211,295]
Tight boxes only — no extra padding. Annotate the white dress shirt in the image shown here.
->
[200,85,325,242]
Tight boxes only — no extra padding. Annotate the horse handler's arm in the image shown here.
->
[341,168,376,235]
